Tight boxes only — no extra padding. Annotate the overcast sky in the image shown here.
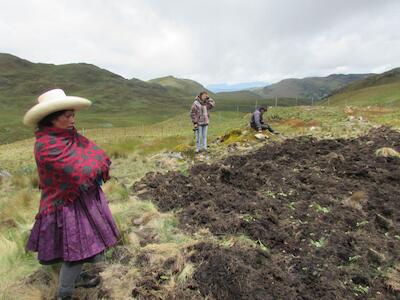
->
[1,0,400,85]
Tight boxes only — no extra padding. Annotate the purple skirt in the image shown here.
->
[27,186,120,263]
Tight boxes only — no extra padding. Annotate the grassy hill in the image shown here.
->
[0,53,278,144]
[0,54,214,143]
[0,53,191,112]
[148,75,210,96]
[324,68,400,106]
[253,74,371,100]
[3,52,397,144]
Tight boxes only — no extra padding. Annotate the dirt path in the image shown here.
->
[134,127,400,299]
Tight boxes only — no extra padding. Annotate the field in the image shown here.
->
[0,105,399,299]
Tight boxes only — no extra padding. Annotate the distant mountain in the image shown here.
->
[253,74,371,100]
[324,67,400,106]
[207,81,269,93]
[149,75,210,96]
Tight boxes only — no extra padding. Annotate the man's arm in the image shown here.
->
[206,98,215,110]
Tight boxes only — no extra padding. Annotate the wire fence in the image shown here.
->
[214,96,322,113]
[2,96,377,149]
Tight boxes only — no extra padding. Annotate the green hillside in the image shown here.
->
[3,53,396,144]
[253,74,370,100]
[0,53,277,144]
[148,75,209,96]
[0,54,206,143]
[324,68,400,106]
[0,53,189,112]
[215,90,262,101]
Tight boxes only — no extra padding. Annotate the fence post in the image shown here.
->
[275,96,278,107]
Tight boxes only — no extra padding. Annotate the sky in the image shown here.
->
[1,0,400,85]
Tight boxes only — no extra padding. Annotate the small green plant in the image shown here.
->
[269,114,282,121]
[220,237,235,248]
[356,220,369,227]
[265,191,276,198]
[353,284,369,295]
[348,255,362,263]
[159,274,170,281]
[309,202,330,213]
[256,239,270,253]
[310,237,327,248]
[180,168,189,177]
[265,190,294,199]
[288,202,296,211]
[243,214,256,223]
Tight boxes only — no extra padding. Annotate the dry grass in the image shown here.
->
[385,264,400,293]
[101,264,141,300]
[102,179,129,202]
[176,263,195,285]
[375,147,400,158]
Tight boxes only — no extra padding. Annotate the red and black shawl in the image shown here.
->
[34,126,111,218]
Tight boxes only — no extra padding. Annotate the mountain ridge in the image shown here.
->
[252,73,372,100]
[324,67,400,106]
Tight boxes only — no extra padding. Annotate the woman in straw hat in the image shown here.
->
[23,89,120,300]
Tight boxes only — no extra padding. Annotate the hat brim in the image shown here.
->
[23,96,92,127]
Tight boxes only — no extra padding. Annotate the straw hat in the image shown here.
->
[23,89,91,127]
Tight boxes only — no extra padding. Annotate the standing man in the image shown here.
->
[190,91,215,153]
[250,106,279,134]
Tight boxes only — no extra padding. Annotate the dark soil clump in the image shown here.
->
[134,127,400,299]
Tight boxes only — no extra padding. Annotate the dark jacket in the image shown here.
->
[250,107,274,132]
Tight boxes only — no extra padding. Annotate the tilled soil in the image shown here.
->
[133,127,400,299]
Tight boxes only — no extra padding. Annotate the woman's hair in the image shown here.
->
[37,110,67,128]
[199,91,208,98]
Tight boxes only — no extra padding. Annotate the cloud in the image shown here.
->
[1,0,400,84]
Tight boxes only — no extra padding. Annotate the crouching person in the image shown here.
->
[250,106,279,134]
[190,91,215,153]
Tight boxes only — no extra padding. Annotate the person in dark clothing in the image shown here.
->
[250,106,279,134]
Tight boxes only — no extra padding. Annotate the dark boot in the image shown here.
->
[75,272,101,288]
[57,296,72,300]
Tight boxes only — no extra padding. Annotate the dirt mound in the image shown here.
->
[134,127,400,299]
[189,242,300,300]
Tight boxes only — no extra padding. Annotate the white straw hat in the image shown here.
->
[23,89,92,127]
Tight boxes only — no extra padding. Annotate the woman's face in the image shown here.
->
[52,110,75,129]
[200,93,209,101]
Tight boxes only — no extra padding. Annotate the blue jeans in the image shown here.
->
[195,125,208,151]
